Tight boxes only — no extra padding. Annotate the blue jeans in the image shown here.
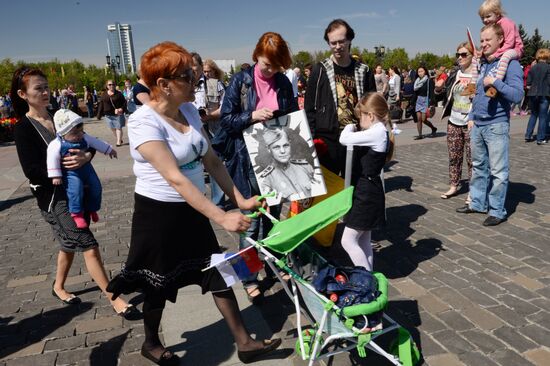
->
[239,167,281,287]
[469,122,510,219]
[525,96,549,142]
[63,163,102,214]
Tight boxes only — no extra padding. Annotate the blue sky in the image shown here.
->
[1,0,548,67]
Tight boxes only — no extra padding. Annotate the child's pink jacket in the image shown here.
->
[495,17,524,58]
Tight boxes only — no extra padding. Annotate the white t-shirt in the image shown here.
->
[449,70,474,126]
[339,122,388,153]
[129,103,208,202]
[285,69,299,97]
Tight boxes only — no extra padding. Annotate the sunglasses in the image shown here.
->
[456,52,471,58]
[107,83,115,86]
[167,69,195,84]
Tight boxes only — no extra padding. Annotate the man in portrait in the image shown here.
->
[258,128,318,201]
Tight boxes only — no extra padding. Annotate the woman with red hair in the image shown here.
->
[107,41,281,365]
[218,32,298,304]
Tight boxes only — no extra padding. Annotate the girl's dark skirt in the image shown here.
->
[107,193,228,303]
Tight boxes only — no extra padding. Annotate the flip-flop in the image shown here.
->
[141,345,180,365]
[237,338,282,364]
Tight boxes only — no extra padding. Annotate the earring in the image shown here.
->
[165,90,171,96]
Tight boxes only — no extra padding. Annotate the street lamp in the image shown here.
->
[374,45,386,63]
[105,55,121,85]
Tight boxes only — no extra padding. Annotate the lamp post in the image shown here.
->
[105,55,121,85]
[374,45,386,64]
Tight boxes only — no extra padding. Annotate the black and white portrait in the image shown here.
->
[243,110,326,205]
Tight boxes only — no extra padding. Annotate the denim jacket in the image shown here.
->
[219,65,298,198]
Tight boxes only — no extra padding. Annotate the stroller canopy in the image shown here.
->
[262,187,354,254]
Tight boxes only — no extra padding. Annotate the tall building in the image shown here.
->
[107,22,136,75]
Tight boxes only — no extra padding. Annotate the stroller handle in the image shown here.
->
[246,192,278,221]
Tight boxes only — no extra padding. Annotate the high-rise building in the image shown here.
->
[107,22,136,75]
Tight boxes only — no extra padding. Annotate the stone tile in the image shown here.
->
[4,352,57,366]
[0,341,46,361]
[437,310,475,331]
[429,287,475,310]
[460,287,500,307]
[391,279,427,298]
[75,316,123,335]
[497,294,541,316]
[485,305,531,327]
[510,273,545,291]
[523,347,550,366]
[493,326,538,353]
[492,349,536,366]
[457,351,499,366]
[425,353,466,366]
[44,335,86,352]
[430,330,476,354]
[460,329,507,354]
[518,324,550,348]
[6,275,48,288]
[461,308,504,332]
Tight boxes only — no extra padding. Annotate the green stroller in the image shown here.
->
[244,187,421,366]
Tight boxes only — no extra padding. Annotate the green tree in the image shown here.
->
[518,24,531,65]
[292,51,313,68]
[412,52,440,70]
[381,48,410,71]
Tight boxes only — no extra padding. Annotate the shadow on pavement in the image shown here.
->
[0,195,33,212]
[505,181,535,216]
[89,330,130,366]
[0,302,94,360]
[384,175,413,193]
[170,299,292,365]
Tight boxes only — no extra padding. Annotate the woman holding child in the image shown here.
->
[11,66,139,319]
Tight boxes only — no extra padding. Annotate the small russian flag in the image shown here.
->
[210,247,264,287]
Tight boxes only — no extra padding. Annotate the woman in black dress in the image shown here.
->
[106,42,281,365]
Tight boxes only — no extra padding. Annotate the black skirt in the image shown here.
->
[345,176,386,231]
[107,193,228,303]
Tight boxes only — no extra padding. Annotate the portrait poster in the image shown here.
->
[242,110,327,206]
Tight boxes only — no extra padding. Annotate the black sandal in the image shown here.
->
[141,345,180,365]
[238,338,282,364]
[413,135,424,140]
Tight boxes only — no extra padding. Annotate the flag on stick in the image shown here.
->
[467,27,477,53]
[210,247,263,287]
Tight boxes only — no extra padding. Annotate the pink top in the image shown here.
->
[254,66,279,111]
[495,17,524,59]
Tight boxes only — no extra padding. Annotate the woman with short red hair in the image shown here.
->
[107,41,281,365]
[218,32,298,304]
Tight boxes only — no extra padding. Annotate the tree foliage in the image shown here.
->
[0,58,135,96]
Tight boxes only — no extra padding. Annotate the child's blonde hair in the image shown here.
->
[354,92,395,162]
[478,0,505,18]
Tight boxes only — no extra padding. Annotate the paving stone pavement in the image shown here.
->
[0,114,549,365]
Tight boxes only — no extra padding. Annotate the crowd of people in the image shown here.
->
[7,0,549,364]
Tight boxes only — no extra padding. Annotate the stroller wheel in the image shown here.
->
[389,328,421,366]
[295,329,323,358]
